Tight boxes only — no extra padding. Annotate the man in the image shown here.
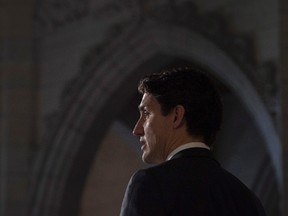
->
[120,67,266,216]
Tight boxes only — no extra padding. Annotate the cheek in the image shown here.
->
[143,121,153,136]
[143,121,157,139]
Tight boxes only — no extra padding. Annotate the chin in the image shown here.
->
[142,154,162,164]
[142,155,150,164]
[142,153,153,164]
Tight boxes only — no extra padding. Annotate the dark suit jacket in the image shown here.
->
[120,148,267,216]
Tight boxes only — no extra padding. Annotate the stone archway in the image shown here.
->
[29,20,281,216]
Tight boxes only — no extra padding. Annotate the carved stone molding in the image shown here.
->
[86,1,278,112]
[33,0,139,37]
[38,0,280,157]
[32,1,280,215]
[34,0,90,36]
[256,61,280,121]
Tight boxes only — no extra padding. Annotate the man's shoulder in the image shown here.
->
[134,156,201,180]
[136,155,245,188]
[132,160,177,181]
[134,163,168,177]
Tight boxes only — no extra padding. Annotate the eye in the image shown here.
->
[142,110,150,118]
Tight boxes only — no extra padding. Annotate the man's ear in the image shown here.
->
[172,105,185,129]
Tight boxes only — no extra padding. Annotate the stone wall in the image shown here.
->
[0,0,37,215]
[0,0,285,215]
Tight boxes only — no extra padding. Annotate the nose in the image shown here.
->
[133,118,144,136]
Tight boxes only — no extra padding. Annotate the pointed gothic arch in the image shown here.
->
[29,20,282,216]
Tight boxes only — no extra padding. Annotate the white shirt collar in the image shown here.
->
[166,142,210,161]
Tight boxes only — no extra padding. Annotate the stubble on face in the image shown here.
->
[135,93,173,164]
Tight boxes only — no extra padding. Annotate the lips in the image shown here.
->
[139,139,146,151]
[141,144,146,151]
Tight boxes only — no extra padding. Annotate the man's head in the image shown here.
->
[133,67,222,163]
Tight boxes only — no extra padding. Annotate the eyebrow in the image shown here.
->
[138,104,148,111]
[138,105,144,111]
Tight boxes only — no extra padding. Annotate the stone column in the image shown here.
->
[280,0,288,215]
[0,0,37,215]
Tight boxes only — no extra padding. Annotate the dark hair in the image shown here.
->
[138,67,222,146]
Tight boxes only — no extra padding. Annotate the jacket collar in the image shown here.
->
[171,147,216,161]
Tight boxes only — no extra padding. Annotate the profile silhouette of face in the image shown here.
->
[133,93,174,164]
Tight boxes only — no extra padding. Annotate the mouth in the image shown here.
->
[141,143,147,151]
[139,139,146,151]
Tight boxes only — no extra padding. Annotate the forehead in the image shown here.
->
[138,93,159,110]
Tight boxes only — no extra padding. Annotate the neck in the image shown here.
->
[165,135,204,160]
[166,142,210,160]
